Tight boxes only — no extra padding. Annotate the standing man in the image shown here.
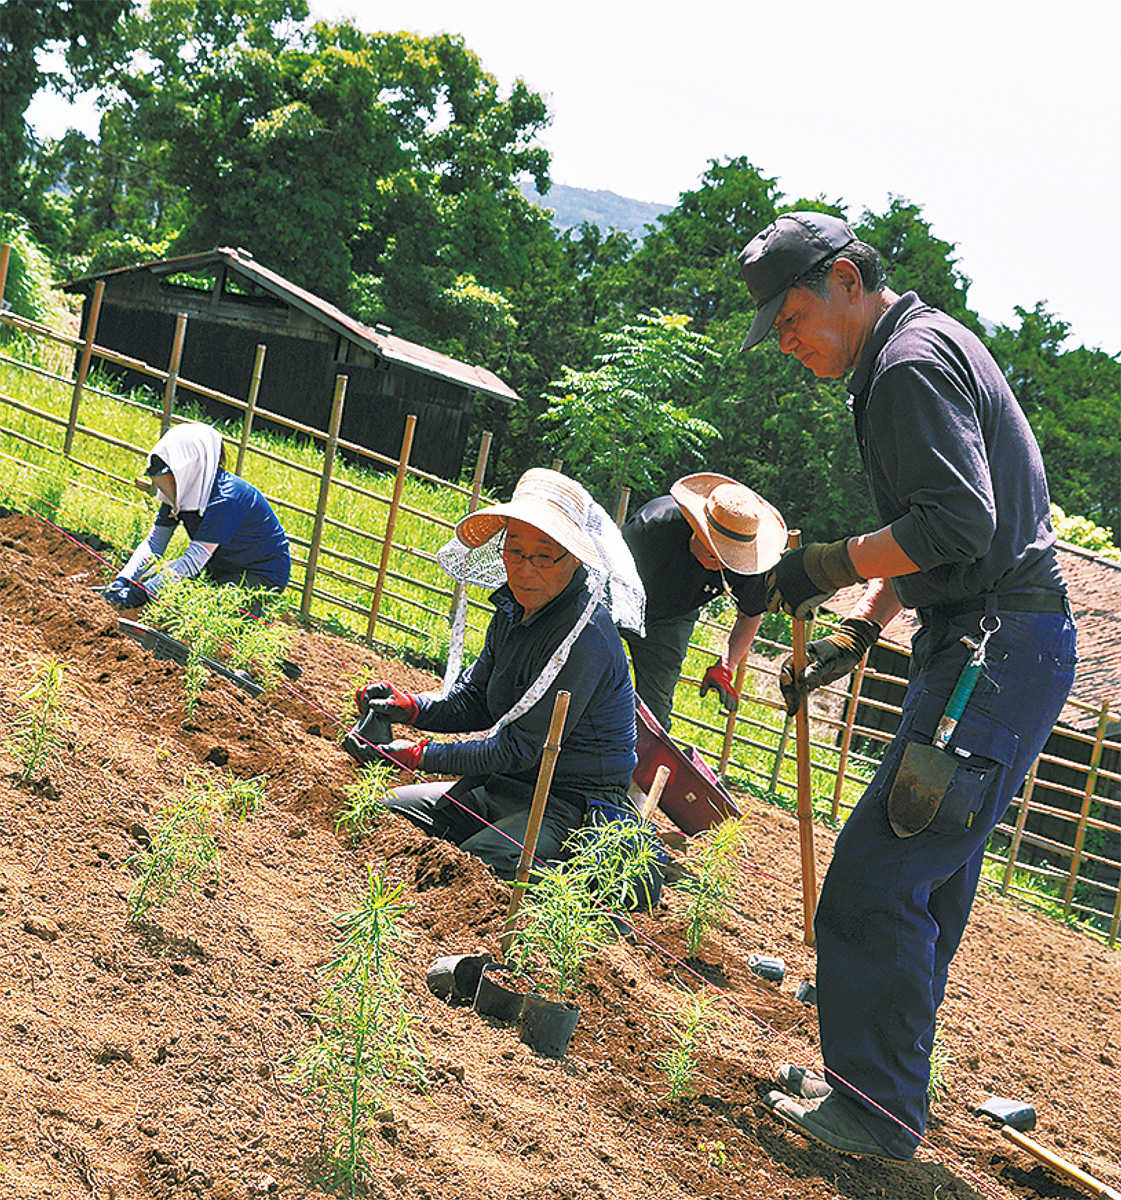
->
[620,474,786,730]
[739,212,1076,1162]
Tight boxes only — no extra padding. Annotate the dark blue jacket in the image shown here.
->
[417,567,637,794]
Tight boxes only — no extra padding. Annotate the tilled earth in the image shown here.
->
[0,512,1118,1200]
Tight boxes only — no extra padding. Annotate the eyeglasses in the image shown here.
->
[501,546,570,570]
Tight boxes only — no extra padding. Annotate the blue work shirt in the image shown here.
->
[156,469,291,589]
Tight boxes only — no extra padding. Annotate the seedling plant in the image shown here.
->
[678,816,750,958]
[4,655,74,783]
[507,862,616,1003]
[146,576,295,716]
[563,815,663,913]
[125,769,265,920]
[289,865,426,1196]
[335,760,393,845]
[656,987,727,1101]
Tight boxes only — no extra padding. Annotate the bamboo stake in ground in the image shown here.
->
[500,690,570,958]
[1001,1126,1121,1200]
[788,529,818,947]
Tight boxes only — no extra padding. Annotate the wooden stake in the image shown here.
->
[234,343,266,477]
[65,279,104,457]
[1001,1126,1121,1200]
[301,374,347,621]
[788,529,818,947]
[160,311,188,435]
[367,414,416,641]
[638,764,671,821]
[500,690,570,958]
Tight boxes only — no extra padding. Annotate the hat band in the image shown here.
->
[707,513,757,544]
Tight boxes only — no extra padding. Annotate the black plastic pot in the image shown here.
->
[426,953,492,1003]
[517,992,580,1058]
[473,962,526,1024]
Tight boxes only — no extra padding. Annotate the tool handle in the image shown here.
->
[1001,1126,1121,1198]
[943,655,984,725]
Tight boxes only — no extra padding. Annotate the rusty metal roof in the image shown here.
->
[60,247,520,406]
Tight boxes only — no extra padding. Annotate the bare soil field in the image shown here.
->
[0,512,1117,1200]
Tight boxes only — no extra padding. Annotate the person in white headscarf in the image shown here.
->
[104,423,290,609]
[342,467,646,883]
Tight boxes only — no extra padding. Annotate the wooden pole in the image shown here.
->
[65,279,105,457]
[0,244,10,310]
[160,311,188,435]
[367,414,417,642]
[234,343,266,477]
[638,764,671,821]
[300,374,347,621]
[614,486,631,526]
[501,690,570,957]
[1001,1126,1121,1200]
[718,659,747,776]
[788,529,818,947]
[1001,759,1039,895]
[449,430,492,621]
[1063,701,1109,914]
[832,656,868,819]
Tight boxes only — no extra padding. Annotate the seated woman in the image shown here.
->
[105,422,291,608]
[343,467,645,883]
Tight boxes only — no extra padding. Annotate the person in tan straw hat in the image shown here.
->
[620,473,786,729]
[342,468,652,887]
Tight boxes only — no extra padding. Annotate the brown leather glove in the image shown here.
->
[778,617,882,715]
[765,539,863,621]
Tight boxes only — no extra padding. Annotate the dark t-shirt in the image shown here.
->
[621,496,765,623]
[849,292,1064,609]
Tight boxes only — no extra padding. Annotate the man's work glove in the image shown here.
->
[778,616,882,716]
[765,539,863,621]
[355,680,420,723]
[105,578,148,610]
[700,660,739,713]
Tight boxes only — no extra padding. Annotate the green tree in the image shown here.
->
[0,0,134,223]
[544,310,720,506]
[989,304,1121,542]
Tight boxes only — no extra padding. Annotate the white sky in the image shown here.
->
[28,0,1121,357]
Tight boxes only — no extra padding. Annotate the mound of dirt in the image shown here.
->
[0,513,1117,1200]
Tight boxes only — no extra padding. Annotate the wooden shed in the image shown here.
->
[59,248,519,480]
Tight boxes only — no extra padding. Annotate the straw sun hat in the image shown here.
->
[670,473,787,575]
[455,468,603,568]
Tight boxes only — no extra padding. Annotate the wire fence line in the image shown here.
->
[0,260,1117,946]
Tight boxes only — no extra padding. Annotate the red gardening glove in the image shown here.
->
[380,739,428,772]
[355,680,420,723]
[699,660,739,713]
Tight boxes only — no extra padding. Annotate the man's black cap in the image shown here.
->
[145,453,170,477]
[738,212,856,350]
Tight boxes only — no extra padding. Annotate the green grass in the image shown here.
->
[0,337,493,664]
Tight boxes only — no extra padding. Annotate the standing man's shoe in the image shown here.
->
[764,1092,916,1163]
[776,1064,833,1099]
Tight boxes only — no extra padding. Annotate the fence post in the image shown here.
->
[614,487,631,526]
[832,656,868,819]
[367,414,417,642]
[160,311,188,435]
[234,343,266,477]
[300,374,347,621]
[448,430,492,621]
[1063,701,1110,914]
[0,243,10,307]
[1001,759,1039,894]
[64,279,106,457]
[718,659,747,776]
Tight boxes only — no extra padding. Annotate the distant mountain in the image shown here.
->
[519,180,672,242]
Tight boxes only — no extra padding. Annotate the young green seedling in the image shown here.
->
[677,816,750,958]
[5,655,74,783]
[657,988,727,1101]
[288,865,426,1196]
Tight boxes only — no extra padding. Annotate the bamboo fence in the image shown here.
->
[1,245,1117,944]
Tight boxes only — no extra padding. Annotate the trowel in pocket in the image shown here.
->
[888,635,987,837]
